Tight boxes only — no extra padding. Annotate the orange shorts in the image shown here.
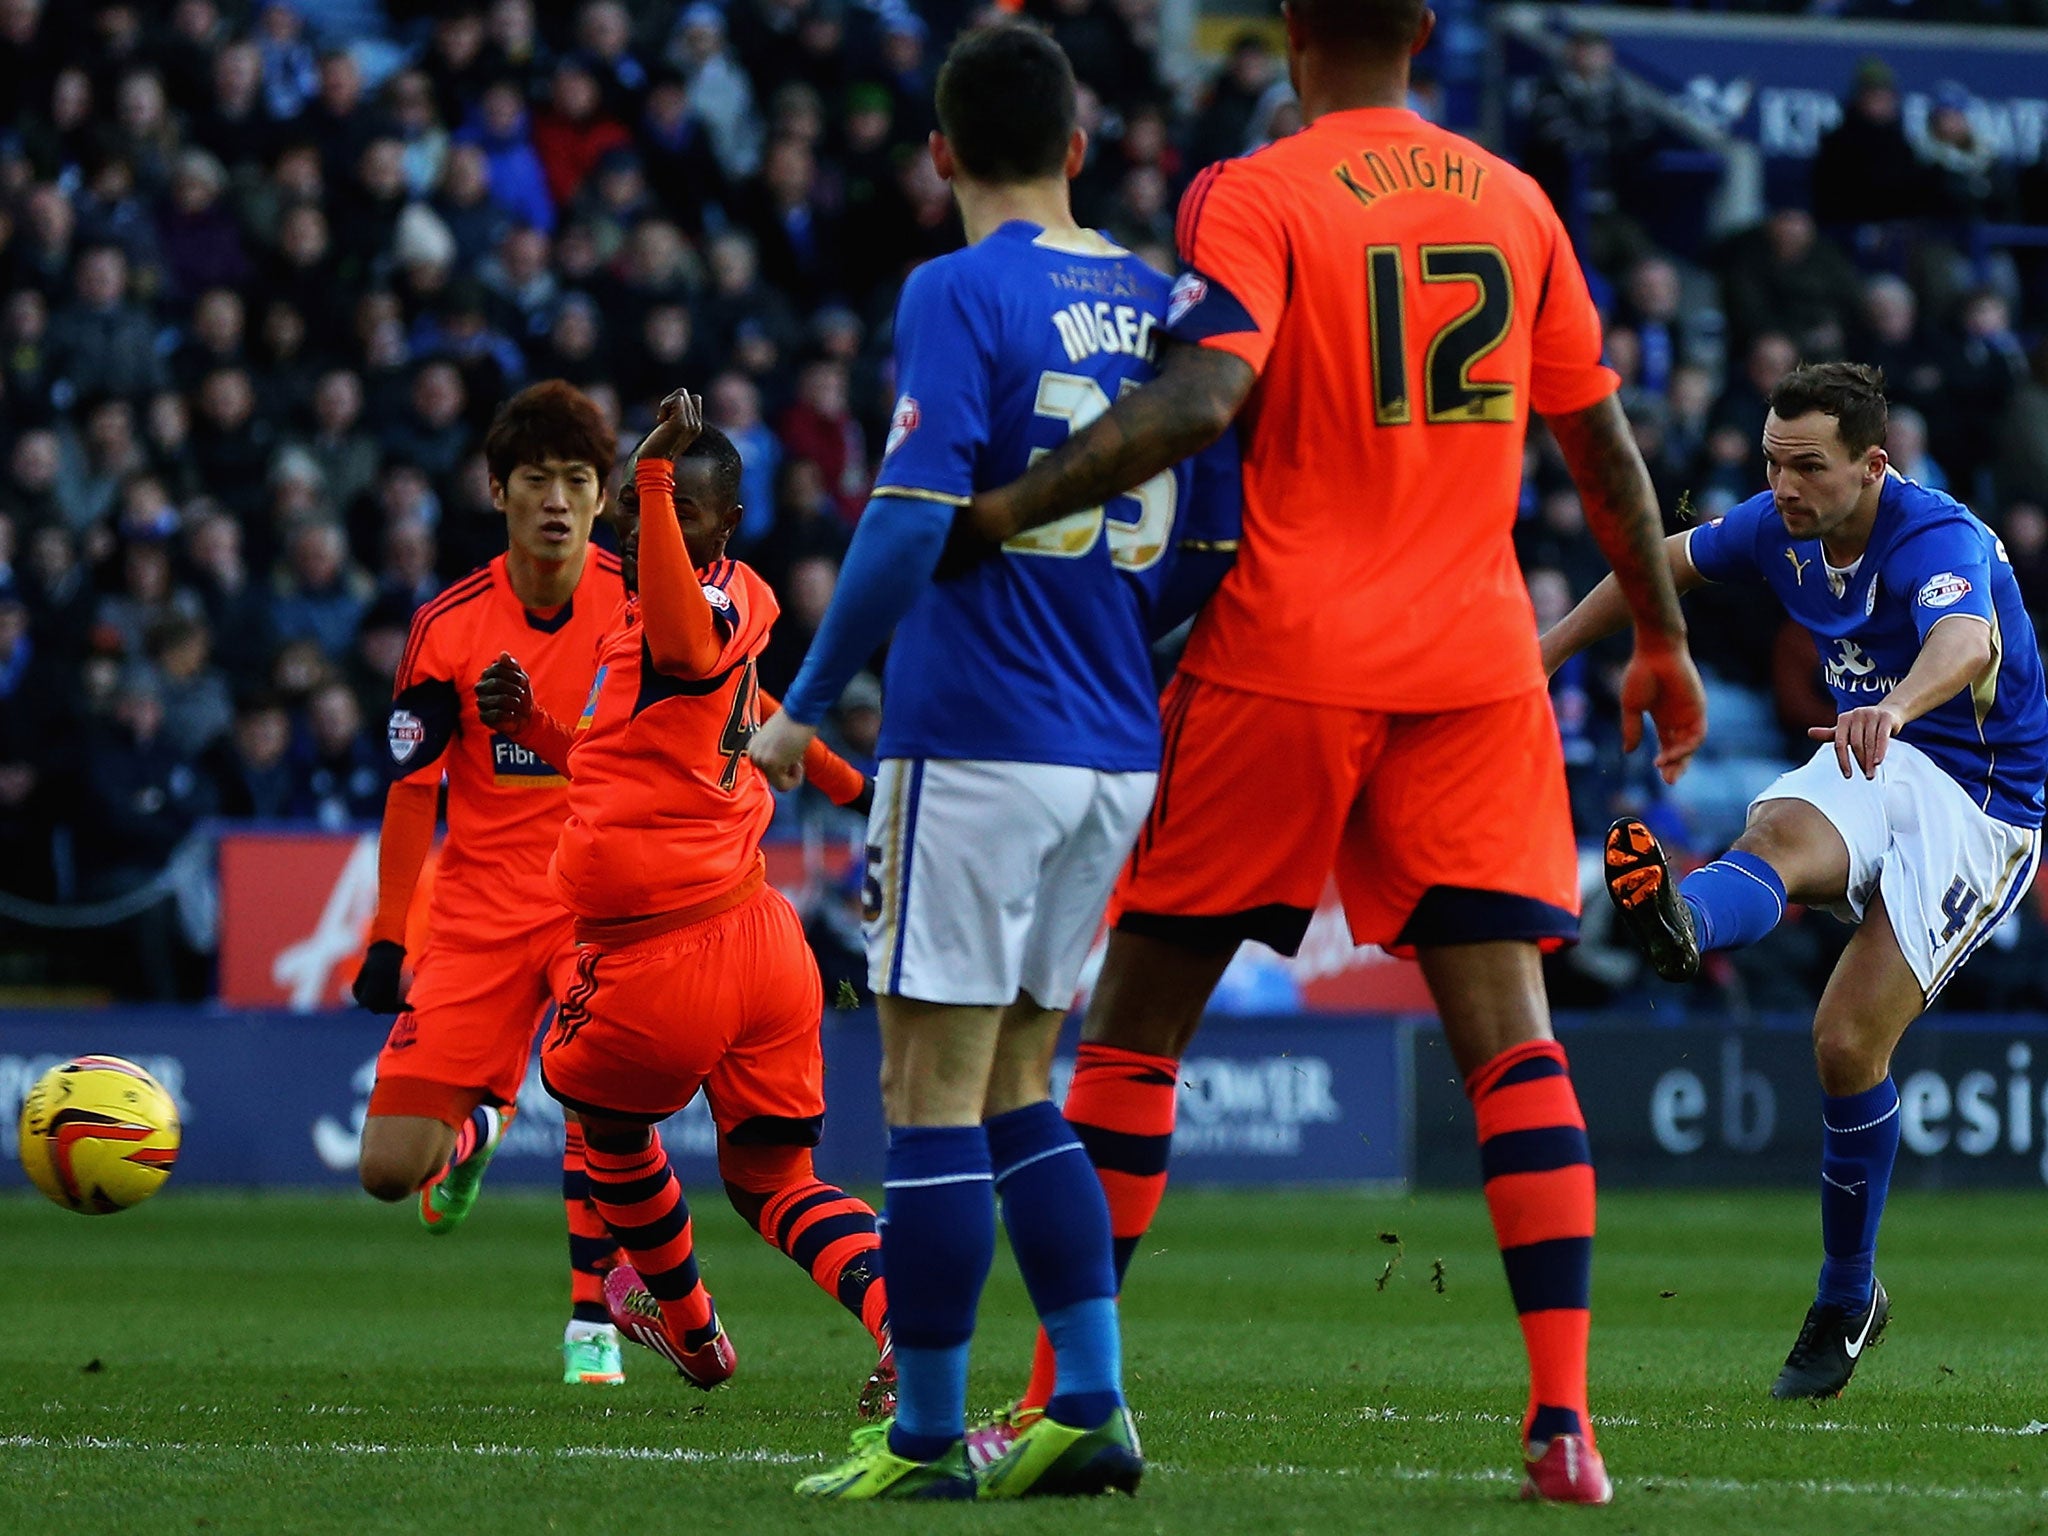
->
[540,884,827,1135]
[368,910,579,1127]
[1115,676,1580,957]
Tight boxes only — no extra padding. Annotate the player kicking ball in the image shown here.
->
[352,380,634,1387]
[751,24,1239,1500]
[953,0,1707,1504]
[1543,362,2045,1399]
[480,391,895,1416]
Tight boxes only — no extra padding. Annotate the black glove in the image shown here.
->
[352,940,407,1014]
[849,776,875,818]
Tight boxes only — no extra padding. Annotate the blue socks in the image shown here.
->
[1680,849,1787,952]
[988,1101,1124,1431]
[1817,1077,1900,1311]
[880,1125,994,1462]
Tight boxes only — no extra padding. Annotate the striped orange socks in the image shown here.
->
[562,1121,621,1326]
[1020,1043,1181,1414]
[1469,1038,1597,1449]
[757,1176,889,1346]
[585,1131,716,1348]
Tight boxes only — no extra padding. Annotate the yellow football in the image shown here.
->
[18,1055,181,1214]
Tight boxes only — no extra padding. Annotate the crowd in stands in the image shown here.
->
[0,0,2046,1004]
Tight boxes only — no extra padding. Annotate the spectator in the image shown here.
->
[776,357,869,523]
[262,204,350,357]
[10,184,78,301]
[147,612,233,759]
[757,549,838,697]
[423,7,497,127]
[54,397,148,533]
[532,56,634,210]
[22,68,102,187]
[191,367,279,522]
[156,150,251,304]
[1521,26,1658,273]
[700,229,802,367]
[270,520,372,661]
[386,68,451,200]
[1917,80,2012,222]
[637,65,726,235]
[46,244,165,403]
[385,361,472,482]
[184,510,275,692]
[436,143,512,270]
[454,79,558,236]
[172,286,247,393]
[378,517,440,616]
[477,224,559,343]
[538,292,606,387]
[1712,331,1798,452]
[189,41,275,173]
[96,530,201,660]
[349,589,413,726]
[2001,501,2048,612]
[1720,208,1860,356]
[626,302,702,415]
[667,2,765,183]
[709,370,781,551]
[255,298,320,426]
[335,137,412,282]
[256,0,320,123]
[1812,56,1931,227]
[1191,33,1280,172]
[1885,405,1948,492]
[291,676,385,827]
[74,665,216,999]
[739,136,840,306]
[109,71,179,199]
[578,0,651,119]
[1997,340,2048,505]
[1856,274,1946,422]
[1936,288,2029,491]
[211,690,295,819]
[305,49,377,187]
[1,429,63,530]
[0,580,66,899]
[485,0,552,90]
[2,289,57,425]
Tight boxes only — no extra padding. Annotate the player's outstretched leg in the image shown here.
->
[1775,900,1919,1399]
[419,1102,509,1234]
[582,1124,735,1389]
[796,1109,988,1500]
[1425,944,1610,1506]
[721,1144,894,1417]
[561,1118,626,1385]
[975,1099,1142,1500]
[1607,811,1810,986]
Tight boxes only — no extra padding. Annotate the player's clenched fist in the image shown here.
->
[638,388,704,461]
[1619,641,1707,786]
[747,710,812,792]
[352,940,407,1014]
[476,652,533,737]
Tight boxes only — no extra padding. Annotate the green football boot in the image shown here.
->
[976,1404,1143,1499]
[794,1422,977,1501]
[419,1104,505,1235]
[562,1326,626,1385]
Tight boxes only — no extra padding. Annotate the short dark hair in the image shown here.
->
[935,22,1076,184]
[676,424,743,511]
[1768,361,1889,456]
[1288,0,1428,52]
[484,379,616,487]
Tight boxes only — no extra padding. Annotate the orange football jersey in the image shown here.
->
[387,550,627,936]
[1165,107,1619,711]
[549,558,780,922]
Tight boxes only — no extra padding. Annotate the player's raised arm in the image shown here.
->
[632,392,728,679]
[968,342,1254,545]
[1544,393,1707,783]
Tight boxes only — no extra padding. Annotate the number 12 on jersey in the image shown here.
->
[1366,243,1517,427]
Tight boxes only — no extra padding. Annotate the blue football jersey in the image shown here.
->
[872,220,1240,771]
[1688,474,2048,827]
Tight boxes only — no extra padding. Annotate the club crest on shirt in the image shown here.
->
[884,395,920,459]
[702,583,732,611]
[1918,571,1972,610]
[387,709,424,764]
[1167,271,1208,328]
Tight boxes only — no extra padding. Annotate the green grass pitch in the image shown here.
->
[2,1186,2044,1534]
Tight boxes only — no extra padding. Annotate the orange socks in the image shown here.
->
[1469,1039,1596,1448]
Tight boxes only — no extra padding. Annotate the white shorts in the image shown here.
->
[1754,740,2042,999]
[863,758,1157,1009]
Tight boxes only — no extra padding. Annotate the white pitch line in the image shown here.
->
[0,1435,816,1467]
